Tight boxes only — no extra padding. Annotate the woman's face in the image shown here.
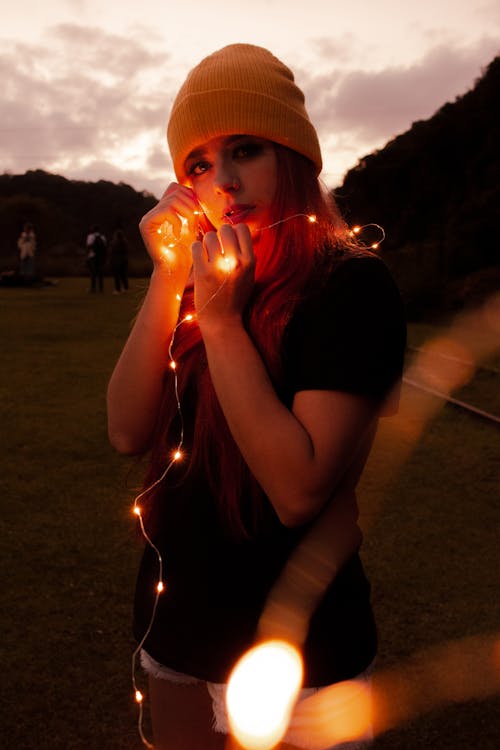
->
[183,135,278,238]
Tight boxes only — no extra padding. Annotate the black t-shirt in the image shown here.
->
[133,253,406,685]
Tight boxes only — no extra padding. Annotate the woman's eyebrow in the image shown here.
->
[185,146,207,163]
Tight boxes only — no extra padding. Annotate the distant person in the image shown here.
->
[17,222,36,282]
[109,229,129,294]
[86,225,107,293]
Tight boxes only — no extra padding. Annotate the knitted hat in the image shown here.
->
[167,43,322,179]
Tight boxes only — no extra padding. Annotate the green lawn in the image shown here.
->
[0,278,498,749]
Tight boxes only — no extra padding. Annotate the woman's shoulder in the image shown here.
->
[303,248,402,313]
[283,248,407,408]
[285,245,407,364]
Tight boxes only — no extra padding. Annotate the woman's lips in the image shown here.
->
[224,205,255,223]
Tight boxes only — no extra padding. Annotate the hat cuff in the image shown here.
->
[168,89,322,179]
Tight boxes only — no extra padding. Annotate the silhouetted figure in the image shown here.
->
[17,222,36,282]
[86,225,107,293]
[110,229,129,294]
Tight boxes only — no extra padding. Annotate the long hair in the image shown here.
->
[142,145,354,538]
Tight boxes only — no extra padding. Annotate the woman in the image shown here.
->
[107,44,406,750]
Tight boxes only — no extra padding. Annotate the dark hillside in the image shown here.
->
[0,171,157,276]
[335,56,499,313]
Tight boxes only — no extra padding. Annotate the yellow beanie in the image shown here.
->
[167,43,322,179]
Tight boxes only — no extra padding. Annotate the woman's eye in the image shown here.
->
[233,142,263,159]
[189,161,210,176]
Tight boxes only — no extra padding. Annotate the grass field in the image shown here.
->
[1,278,498,750]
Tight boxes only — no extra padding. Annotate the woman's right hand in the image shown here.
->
[139,183,201,279]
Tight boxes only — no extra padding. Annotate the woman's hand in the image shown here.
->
[191,223,256,333]
[139,183,200,281]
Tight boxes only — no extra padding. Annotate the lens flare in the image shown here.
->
[226,640,303,749]
[291,678,373,749]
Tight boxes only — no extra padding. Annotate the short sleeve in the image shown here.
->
[283,255,406,414]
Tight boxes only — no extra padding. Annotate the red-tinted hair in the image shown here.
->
[142,145,353,538]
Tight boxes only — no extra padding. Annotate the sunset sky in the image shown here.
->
[2,0,498,197]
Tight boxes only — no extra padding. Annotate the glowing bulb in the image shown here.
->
[371,243,379,249]
[184,314,194,322]
[156,228,161,235]
[193,210,200,216]
[133,506,141,517]
[176,294,182,301]
[352,226,361,234]
[135,690,143,703]
[170,361,177,370]
[308,214,317,223]
[216,255,237,273]
[226,640,303,750]
[157,581,164,593]
[173,450,182,461]
[162,247,175,263]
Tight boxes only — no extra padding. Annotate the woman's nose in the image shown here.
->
[214,160,240,194]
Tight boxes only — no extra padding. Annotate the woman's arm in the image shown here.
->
[201,320,378,526]
[192,224,379,527]
[106,184,199,454]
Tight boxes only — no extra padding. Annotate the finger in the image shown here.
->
[157,186,201,237]
[234,223,254,262]
[162,183,197,205]
[191,240,205,272]
[203,231,221,263]
[219,223,239,255]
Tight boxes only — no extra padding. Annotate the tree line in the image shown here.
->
[0,173,156,277]
[334,55,499,313]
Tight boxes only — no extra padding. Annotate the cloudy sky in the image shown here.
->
[2,0,498,197]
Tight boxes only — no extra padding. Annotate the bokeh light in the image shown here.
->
[226,639,303,749]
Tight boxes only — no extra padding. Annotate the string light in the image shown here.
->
[217,254,238,272]
[129,210,385,747]
[129,229,234,746]
[259,212,317,231]
[348,222,386,249]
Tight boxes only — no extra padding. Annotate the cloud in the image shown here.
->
[294,36,500,185]
[0,23,176,194]
[1,24,498,193]
[299,36,499,156]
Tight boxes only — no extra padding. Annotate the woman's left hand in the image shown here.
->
[191,223,255,333]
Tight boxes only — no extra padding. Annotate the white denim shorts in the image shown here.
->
[140,649,373,750]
